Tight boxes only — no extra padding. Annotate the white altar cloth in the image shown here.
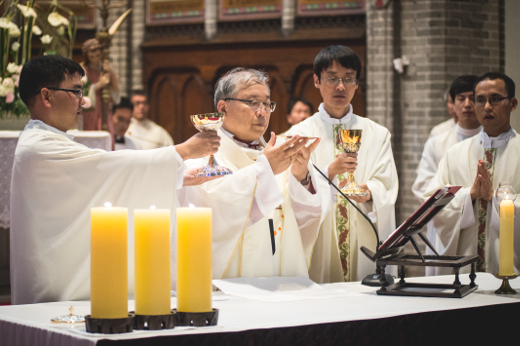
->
[0,274,518,346]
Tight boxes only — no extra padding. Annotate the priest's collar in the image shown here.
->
[220,127,263,150]
[318,103,353,125]
[26,119,74,140]
[479,127,515,149]
[455,123,481,139]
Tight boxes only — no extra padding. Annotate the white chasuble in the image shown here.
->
[412,124,481,275]
[425,130,520,274]
[285,104,398,282]
[10,120,182,304]
[180,129,321,281]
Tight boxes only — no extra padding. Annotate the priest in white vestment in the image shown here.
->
[426,72,520,274]
[428,89,457,139]
[179,67,322,281]
[10,55,220,304]
[285,46,398,283]
[126,91,174,149]
[412,75,481,275]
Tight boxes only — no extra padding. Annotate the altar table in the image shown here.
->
[0,274,519,346]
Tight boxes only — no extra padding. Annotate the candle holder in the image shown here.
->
[173,308,219,327]
[85,313,135,334]
[132,310,176,330]
[493,273,518,294]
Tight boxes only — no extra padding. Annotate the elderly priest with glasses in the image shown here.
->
[180,67,323,280]
[10,55,220,304]
[426,72,520,274]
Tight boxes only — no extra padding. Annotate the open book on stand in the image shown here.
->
[361,185,479,298]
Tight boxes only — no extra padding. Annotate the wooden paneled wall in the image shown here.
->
[142,40,365,144]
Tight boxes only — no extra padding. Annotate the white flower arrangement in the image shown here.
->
[0,0,77,118]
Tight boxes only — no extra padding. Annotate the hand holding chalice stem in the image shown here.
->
[190,112,233,177]
[338,129,368,197]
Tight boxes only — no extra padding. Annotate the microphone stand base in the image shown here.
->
[362,273,394,287]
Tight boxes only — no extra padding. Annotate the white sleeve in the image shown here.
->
[247,154,284,226]
[460,189,477,229]
[288,162,322,229]
[412,138,438,203]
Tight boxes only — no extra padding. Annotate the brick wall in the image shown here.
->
[367,0,503,225]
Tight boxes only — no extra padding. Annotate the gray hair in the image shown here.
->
[214,67,270,108]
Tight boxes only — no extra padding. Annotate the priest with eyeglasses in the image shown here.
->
[426,72,520,274]
[284,45,398,283]
[180,67,323,280]
[10,55,220,304]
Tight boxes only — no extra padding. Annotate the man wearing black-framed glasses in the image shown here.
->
[426,72,520,275]
[285,45,398,284]
[181,67,323,280]
[10,55,221,305]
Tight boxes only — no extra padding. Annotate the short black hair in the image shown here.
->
[112,97,134,114]
[314,45,362,80]
[132,90,147,98]
[287,97,314,115]
[19,55,85,108]
[474,72,516,98]
[449,75,479,101]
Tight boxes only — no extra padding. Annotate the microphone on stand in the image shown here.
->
[312,164,394,287]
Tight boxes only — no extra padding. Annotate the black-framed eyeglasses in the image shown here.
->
[45,87,84,100]
[322,77,358,86]
[224,98,276,113]
[475,95,510,107]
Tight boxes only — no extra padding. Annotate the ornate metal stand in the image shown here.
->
[85,313,135,334]
[132,310,176,330]
[493,273,518,294]
[375,255,479,298]
[173,308,219,327]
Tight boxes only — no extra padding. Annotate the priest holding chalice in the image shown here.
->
[180,67,323,281]
[285,45,399,284]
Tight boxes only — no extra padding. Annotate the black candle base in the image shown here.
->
[85,313,134,334]
[132,310,176,330]
[173,308,218,327]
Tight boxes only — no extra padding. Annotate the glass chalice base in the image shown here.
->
[190,112,233,178]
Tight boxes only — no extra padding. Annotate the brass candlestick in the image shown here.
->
[493,273,518,294]
[338,129,368,197]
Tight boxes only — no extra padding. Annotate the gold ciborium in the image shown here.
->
[338,129,368,197]
[190,112,232,177]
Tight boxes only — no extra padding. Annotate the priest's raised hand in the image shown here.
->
[175,130,220,161]
[290,136,321,181]
[263,132,308,175]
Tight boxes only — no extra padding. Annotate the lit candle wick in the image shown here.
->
[188,203,195,208]
[104,202,112,208]
[150,205,156,210]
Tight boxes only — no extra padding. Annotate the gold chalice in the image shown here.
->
[190,112,232,177]
[338,129,368,197]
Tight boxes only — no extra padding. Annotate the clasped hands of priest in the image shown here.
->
[470,159,494,201]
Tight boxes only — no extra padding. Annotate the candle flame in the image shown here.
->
[104,202,112,208]
[188,203,195,208]
[150,205,156,210]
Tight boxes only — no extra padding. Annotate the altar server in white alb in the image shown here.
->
[180,67,322,280]
[412,75,482,275]
[426,72,520,274]
[285,45,398,283]
[10,55,220,304]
